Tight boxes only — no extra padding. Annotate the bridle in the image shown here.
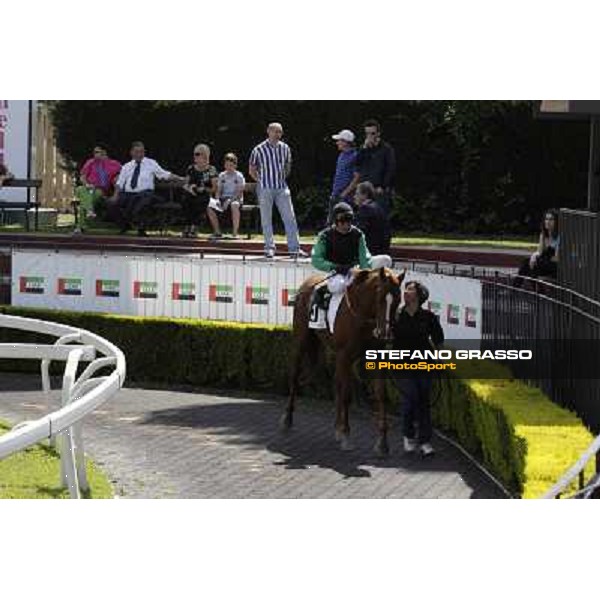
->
[344,273,402,340]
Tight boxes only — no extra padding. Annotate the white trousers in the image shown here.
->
[326,255,392,295]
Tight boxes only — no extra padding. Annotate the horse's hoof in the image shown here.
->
[334,429,343,442]
[279,413,293,432]
[373,439,389,457]
[339,435,354,451]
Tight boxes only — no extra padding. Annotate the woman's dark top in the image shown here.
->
[392,306,445,353]
[185,164,218,202]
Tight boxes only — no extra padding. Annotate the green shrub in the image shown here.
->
[0,306,594,498]
[431,361,595,498]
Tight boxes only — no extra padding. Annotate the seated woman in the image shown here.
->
[515,209,560,287]
[75,144,122,230]
[181,144,219,238]
[207,152,245,239]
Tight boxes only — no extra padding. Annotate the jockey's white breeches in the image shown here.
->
[325,255,392,295]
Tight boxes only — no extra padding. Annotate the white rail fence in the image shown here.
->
[542,436,600,499]
[0,314,126,498]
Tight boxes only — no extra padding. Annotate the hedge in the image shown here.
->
[0,306,594,498]
[430,361,596,498]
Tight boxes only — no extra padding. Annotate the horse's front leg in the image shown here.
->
[372,377,389,456]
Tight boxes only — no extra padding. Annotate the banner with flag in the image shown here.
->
[245,285,269,305]
[57,277,82,296]
[96,279,120,298]
[209,284,234,303]
[134,281,158,299]
[172,282,196,301]
[19,276,44,294]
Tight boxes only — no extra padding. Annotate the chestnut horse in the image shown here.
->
[281,267,405,455]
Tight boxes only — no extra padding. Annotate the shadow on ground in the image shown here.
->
[140,398,505,498]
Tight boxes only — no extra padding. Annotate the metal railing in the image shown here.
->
[0,313,126,498]
[472,272,600,498]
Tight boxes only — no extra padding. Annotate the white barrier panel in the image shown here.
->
[0,100,35,202]
[402,270,482,340]
[12,249,482,338]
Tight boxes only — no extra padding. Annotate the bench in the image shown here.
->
[0,178,43,231]
[153,180,261,238]
[104,179,261,238]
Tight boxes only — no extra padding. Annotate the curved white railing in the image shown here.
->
[541,435,600,499]
[0,314,126,498]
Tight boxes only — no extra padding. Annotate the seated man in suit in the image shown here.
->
[110,141,182,236]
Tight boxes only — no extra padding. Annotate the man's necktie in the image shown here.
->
[130,161,141,190]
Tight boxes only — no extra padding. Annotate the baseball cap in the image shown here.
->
[332,129,355,143]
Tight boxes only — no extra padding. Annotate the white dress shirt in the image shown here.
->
[116,157,171,192]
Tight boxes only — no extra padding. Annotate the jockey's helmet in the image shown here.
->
[332,202,354,222]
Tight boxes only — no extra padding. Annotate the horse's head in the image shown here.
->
[351,267,406,340]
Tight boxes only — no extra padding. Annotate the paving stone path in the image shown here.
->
[0,374,505,498]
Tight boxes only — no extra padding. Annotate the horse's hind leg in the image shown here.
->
[280,349,301,431]
[281,328,314,431]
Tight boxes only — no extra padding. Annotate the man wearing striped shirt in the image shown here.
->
[249,122,307,259]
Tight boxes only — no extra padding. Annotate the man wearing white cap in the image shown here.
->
[328,129,358,224]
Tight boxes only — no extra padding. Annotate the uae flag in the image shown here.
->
[96,279,120,298]
[447,303,460,325]
[133,281,158,299]
[57,278,82,296]
[209,284,233,303]
[427,300,442,316]
[465,306,478,328]
[281,287,298,307]
[245,285,269,305]
[19,276,44,294]
[172,282,196,301]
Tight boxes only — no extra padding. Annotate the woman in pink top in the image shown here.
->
[80,144,121,196]
[75,144,121,231]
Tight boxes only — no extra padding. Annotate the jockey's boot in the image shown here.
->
[308,286,329,330]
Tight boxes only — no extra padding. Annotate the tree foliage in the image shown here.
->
[47,100,589,234]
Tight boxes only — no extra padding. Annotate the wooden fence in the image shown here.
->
[35,104,75,210]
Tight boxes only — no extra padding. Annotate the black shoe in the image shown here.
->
[118,227,128,235]
[137,229,148,237]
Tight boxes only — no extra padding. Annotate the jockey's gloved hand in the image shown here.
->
[335,264,352,276]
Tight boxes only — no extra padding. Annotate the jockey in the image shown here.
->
[309,202,392,328]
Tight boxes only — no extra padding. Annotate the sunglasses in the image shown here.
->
[335,216,353,224]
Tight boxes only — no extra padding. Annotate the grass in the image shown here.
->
[0,420,113,499]
[0,214,537,250]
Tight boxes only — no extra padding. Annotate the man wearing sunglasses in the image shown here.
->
[354,119,396,217]
[309,202,392,329]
